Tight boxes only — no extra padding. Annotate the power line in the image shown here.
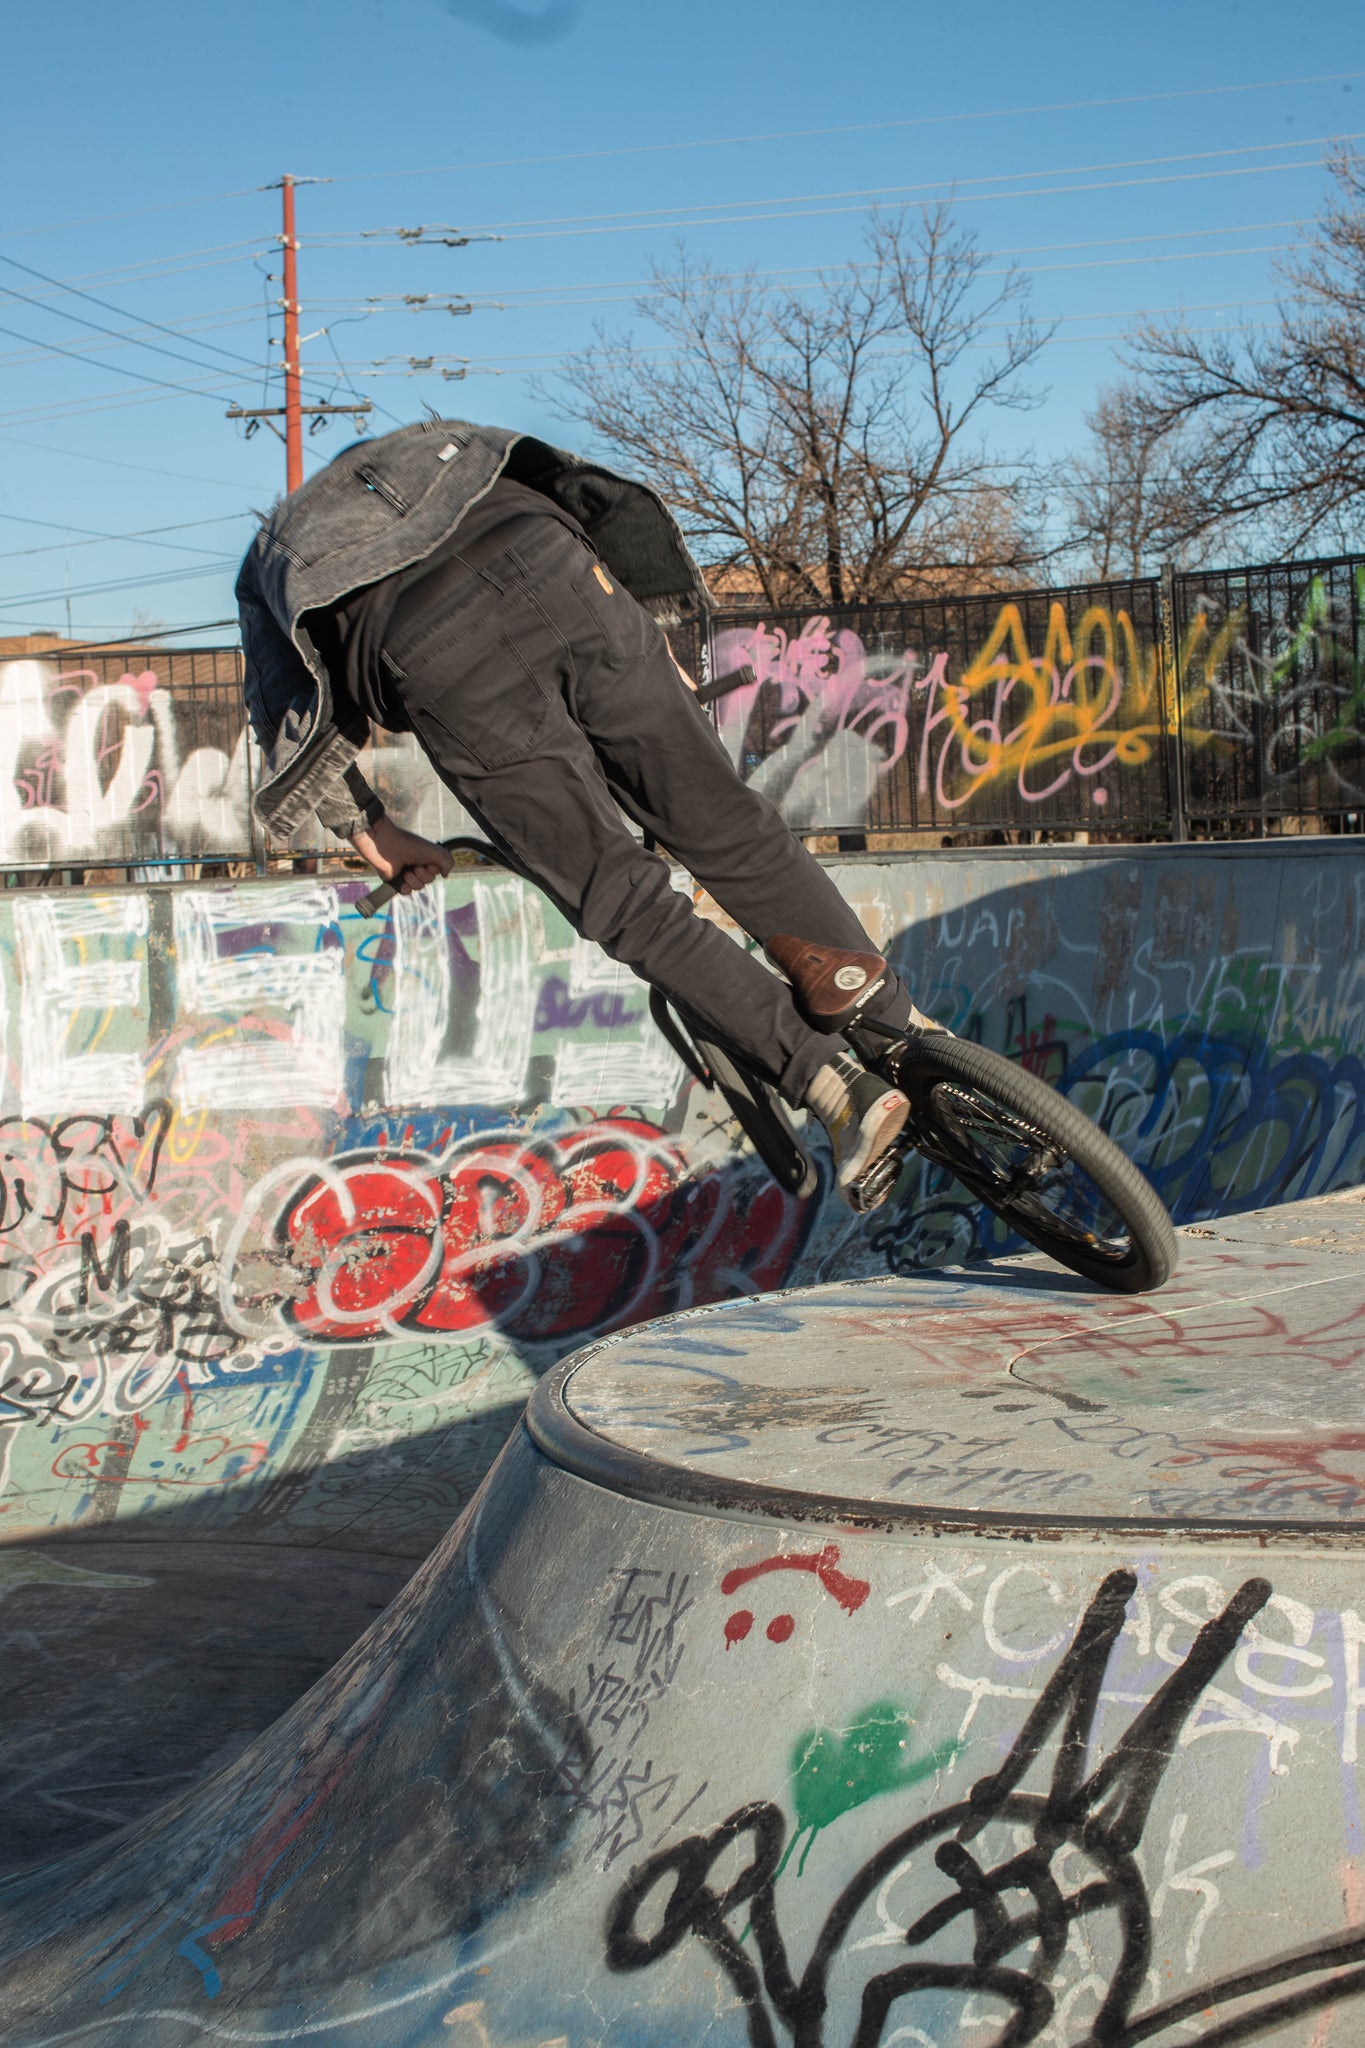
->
[306,218,1310,312]
[0,248,339,402]
[366,131,1361,238]
[0,214,1303,427]
[320,243,1296,321]
[0,308,261,373]
[0,510,251,564]
[332,307,1282,378]
[466,158,1342,243]
[0,559,242,614]
[319,69,1365,187]
[3,69,1361,246]
[0,430,254,490]
[343,293,1283,365]
[0,186,265,245]
[13,617,241,648]
[0,317,238,406]
[8,238,270,298]
[0,378,247,430]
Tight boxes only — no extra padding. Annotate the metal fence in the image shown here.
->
[0,647,255,870]
[679,552,1365,838]
[1172,556,1365,827]
[2,550,1362,870]
[682,574,1175,837]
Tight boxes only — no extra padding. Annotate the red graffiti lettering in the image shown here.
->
[276,1117,814,1347]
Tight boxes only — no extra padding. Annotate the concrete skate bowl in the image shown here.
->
[3,1208,1365,2045]
[0,839,1363,2038]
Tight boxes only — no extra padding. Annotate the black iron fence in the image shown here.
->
[1173,556,1365,827]
[0,646,254,870]
[675,551,1365,838]
[3,549,1362,870]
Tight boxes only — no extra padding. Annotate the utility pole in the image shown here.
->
[281,173,303,492]
[227,174,370,491]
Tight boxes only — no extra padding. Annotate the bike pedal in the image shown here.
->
[845,1150,904,1214]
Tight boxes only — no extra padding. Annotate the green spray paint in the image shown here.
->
[780,1700,960,1877]
[1284,566,1365,771]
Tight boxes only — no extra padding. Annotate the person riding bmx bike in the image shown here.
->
[236,416,929,1209]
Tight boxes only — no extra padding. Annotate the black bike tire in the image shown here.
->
[891,1032,1177,1293]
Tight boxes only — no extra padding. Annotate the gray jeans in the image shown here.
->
[383,516,905,1103]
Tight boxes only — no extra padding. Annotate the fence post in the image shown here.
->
[1160,561,1189,844]
[238,654,268,877]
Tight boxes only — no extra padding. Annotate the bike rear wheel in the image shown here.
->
[873,1029,1176,1293]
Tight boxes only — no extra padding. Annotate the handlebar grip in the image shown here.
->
[354,835,504,918]
[356,875,401,919]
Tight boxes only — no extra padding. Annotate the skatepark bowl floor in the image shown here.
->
[1,1187,1364,2046]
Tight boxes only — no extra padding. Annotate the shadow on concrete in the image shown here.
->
[0,1414,521,1881]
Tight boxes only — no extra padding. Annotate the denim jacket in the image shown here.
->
[235,418,708,841]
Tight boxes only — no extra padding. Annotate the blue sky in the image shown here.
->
[0,0,1360,640]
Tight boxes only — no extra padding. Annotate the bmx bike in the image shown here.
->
[359,851,1176,1297]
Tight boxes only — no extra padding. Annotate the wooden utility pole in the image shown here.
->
[281,174,303,492]
[226,175,370,491]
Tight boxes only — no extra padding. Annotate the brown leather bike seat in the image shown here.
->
[766,933,890,1028]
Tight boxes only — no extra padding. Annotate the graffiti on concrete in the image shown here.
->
[553,1563,707,1870]
[863,860,1365,1272]
[8,1387,1365,2037]
[721,1543,871,1649]
[0,1119,809,1433]
[606,1565,1365,2048]
[251,1121,807,1345]
[0,848,1361,1545]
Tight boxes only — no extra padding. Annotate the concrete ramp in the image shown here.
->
[3,1195,1364,2046]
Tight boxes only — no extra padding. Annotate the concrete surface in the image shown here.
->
[0,835,1358,1933]
[3,1192,1365,2046]
[0,838,1362,1561]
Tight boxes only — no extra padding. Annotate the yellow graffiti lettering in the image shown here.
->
[930,602,1168,809]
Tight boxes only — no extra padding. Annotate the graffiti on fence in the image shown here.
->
[1180,563,1365,808]
[713,602,1169,827]
[0,658,252,866]
[6,554,1361,864]
[710,616,922,829]
[926,601,1164,816]
[711,560,1365,829]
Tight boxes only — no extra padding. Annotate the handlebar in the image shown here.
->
[355,835,505,918]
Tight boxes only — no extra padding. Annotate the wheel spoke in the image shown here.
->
[926,1083,1132,1263]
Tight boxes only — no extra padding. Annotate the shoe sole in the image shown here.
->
[838,1089,910,1193]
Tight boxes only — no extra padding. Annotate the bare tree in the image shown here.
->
[1060,381,1211,579]
[543,207,1051,607]
[1110,148,1365,560]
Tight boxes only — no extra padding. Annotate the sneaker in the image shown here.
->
[804,1052,909,1208]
